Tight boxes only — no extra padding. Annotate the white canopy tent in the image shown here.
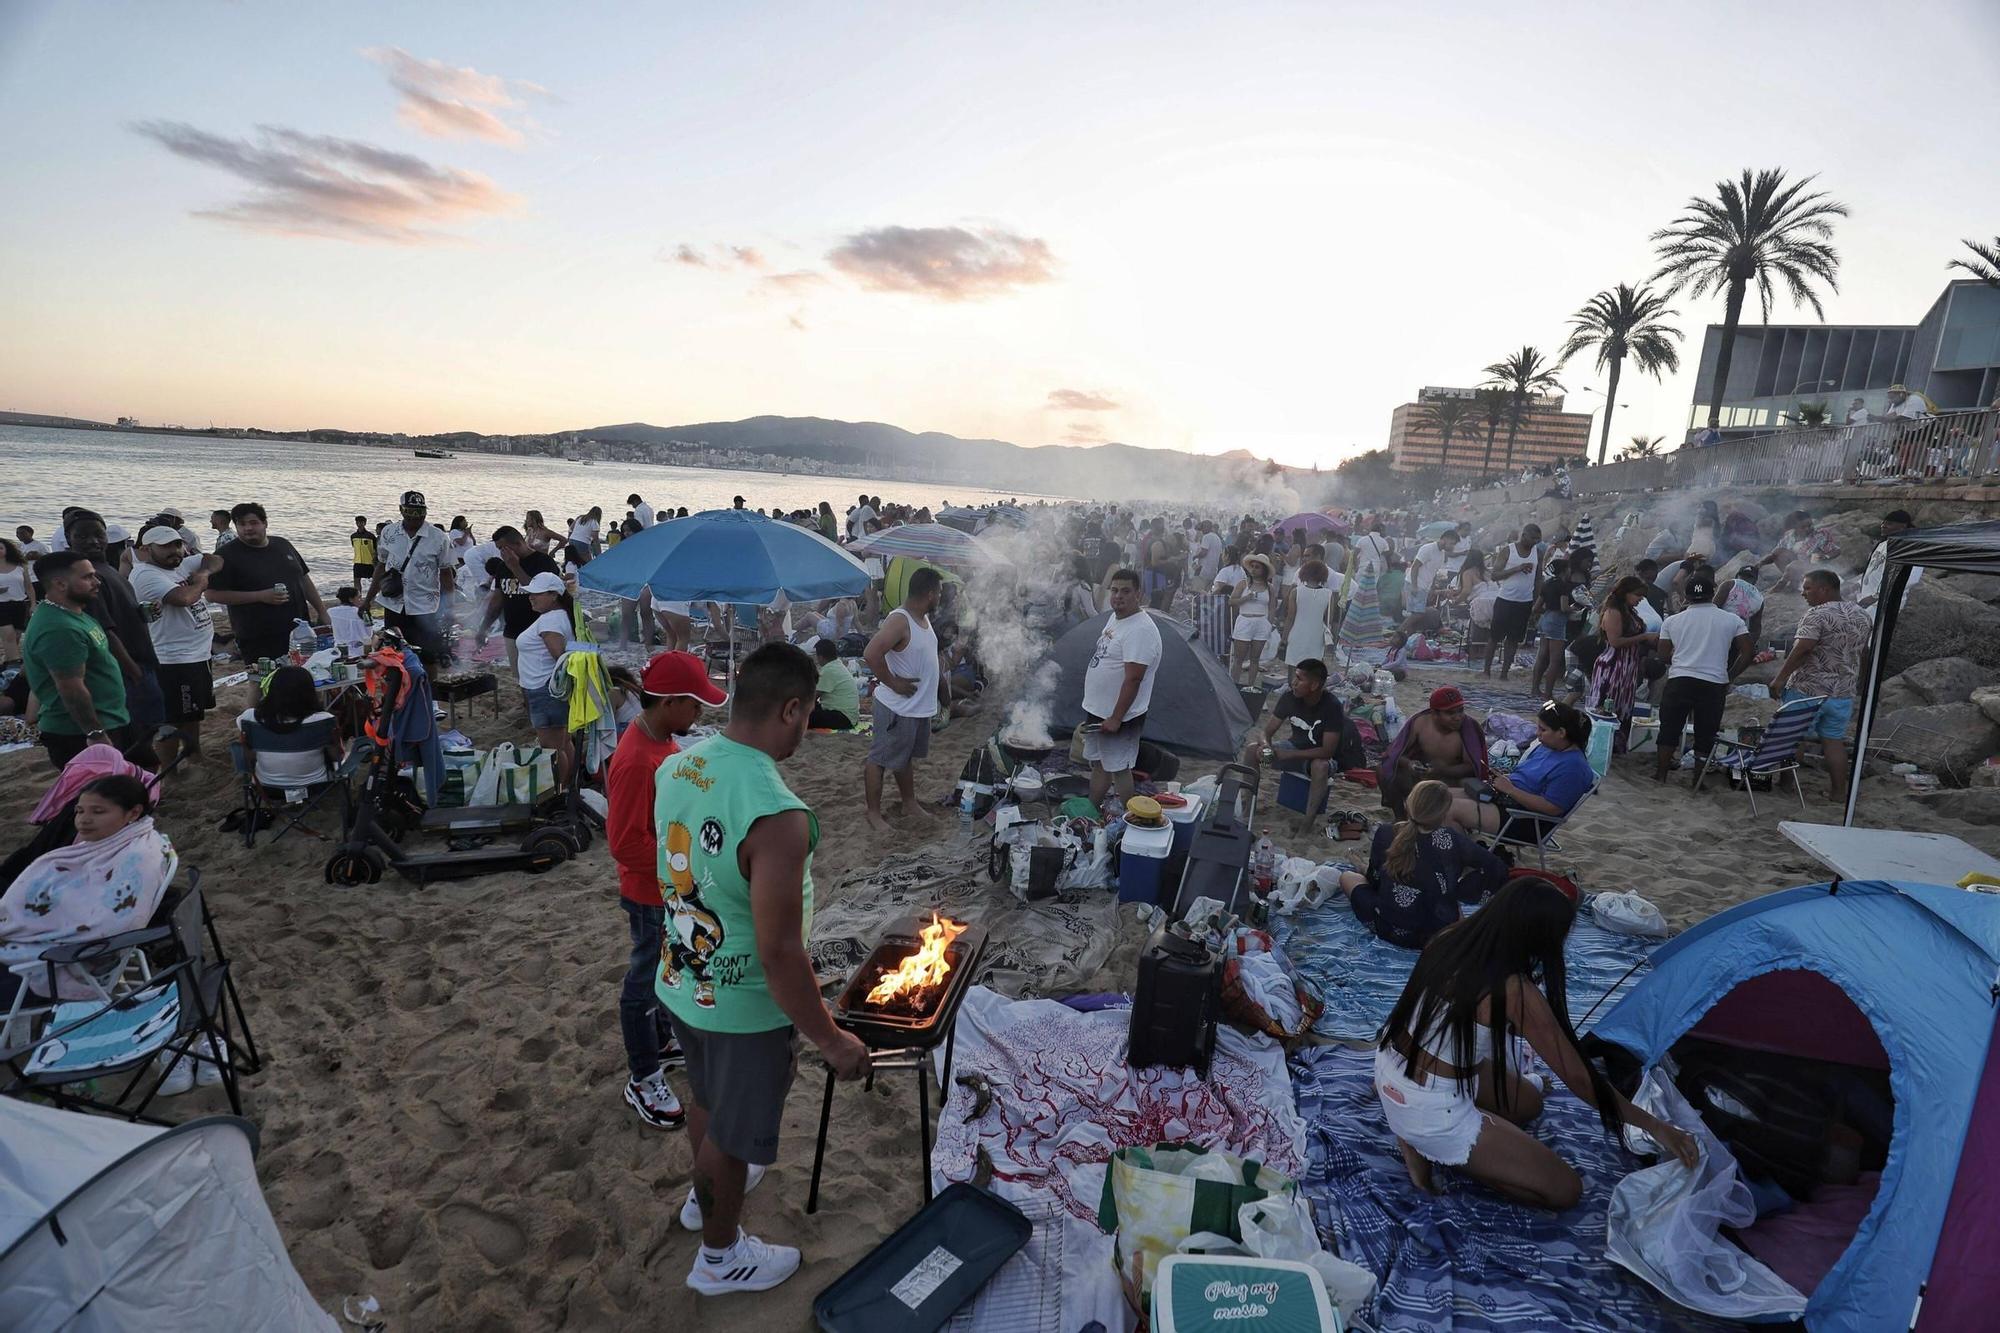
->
[0,1098,336,1330]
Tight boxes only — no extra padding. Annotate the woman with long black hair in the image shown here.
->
[1375,877,1696,1204]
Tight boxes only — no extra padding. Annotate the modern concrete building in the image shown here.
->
[1388,387,1594,475]
[1686,279,2000,439]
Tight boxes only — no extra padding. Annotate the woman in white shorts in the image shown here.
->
[1375,877,1697,1206]
[1228,553,1276,687]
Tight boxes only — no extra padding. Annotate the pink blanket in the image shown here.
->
[1731,1172,1881,1298]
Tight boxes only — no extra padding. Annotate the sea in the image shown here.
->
[1,424,1071,575]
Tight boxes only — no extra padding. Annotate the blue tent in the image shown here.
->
[1591,881,2000,1332]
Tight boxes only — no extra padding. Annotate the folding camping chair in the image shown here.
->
[1,873,262,1124]
[0,852,175,1050]
[1692,693,1826,815]
[230,716,356,847]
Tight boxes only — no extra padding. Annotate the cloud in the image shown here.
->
[787,309,807,332]
[1063,419,1111,444]
[132,120,518,244]
[826,225,1056,300]
[661,242,771,271]
[759,269,829,294]
[729,245,767,269]
[1046,388,1119,412]
[363,46,544,145]
[665,243,710,266]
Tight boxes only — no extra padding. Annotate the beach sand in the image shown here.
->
[4,654,1996,1331]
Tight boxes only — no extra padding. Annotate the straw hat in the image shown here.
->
[1242,553,1274,578]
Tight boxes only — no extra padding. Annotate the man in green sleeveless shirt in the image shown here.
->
[656,643,871,1296]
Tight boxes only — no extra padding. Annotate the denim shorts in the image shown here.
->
[525,681,567,729]
[1783,689,1853,740]
[1537,611,1568,640]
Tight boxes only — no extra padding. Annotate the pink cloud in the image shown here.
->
[826,225,1056,300]
[363,47,545,145]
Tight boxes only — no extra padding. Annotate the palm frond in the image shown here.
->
[1948,236,2000,288]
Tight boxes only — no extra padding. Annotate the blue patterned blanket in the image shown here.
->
[1272,900,1656,1041]
[1289,1045,1742,1332]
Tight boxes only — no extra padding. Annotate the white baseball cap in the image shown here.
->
[139,525,184,546]
[525,572,567,595]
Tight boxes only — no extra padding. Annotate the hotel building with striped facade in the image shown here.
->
[1387,387,1595,476]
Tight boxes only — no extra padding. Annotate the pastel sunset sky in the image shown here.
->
[3,0,1997,467]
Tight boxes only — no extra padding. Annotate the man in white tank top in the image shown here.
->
[861,566,942,832]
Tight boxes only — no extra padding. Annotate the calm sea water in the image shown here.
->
[1,424,1069,575]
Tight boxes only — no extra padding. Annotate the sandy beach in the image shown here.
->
[6,622,1996,1329]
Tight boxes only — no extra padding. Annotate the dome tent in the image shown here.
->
[1049,610,1252,758]
[0,1099,335,1330]
[1591,880,2000,1332]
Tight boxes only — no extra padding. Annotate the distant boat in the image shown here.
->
[578,459,594,466]
[414,448,454,459]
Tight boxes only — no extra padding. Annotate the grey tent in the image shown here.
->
[1051,609,1253,758]
[1846,519,2000,825]
[0,1098,336,1330]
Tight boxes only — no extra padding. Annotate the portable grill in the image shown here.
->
[807,915,988,1214]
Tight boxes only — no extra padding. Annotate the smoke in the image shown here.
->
[957,509,1077,745]
[1001,662,1062,748]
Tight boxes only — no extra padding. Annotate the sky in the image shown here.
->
[3,0,1997,469]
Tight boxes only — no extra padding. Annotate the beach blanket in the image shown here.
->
[931,986,1307,1333]
[808,840,1125,998]
[1272,899,1655,1041]
[1289,1045,1740,1333]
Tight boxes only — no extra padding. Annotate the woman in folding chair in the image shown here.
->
[1445,702,1595,847]
[1,775,172,1042]
[231,665,340,845]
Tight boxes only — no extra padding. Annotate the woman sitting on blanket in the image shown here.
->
[1375,877,1697,1205]
[1334,780,1508,949]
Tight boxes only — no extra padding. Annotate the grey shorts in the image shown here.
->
[868,707,932,769]
[1082,713,1144,773]
[664,1016,797,1165]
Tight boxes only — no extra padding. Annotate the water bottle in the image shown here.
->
[288,618,317,665]
[1252,830,1277,891]
[958,783,975,825]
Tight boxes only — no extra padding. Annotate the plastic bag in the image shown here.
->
[1238,1195,1378,1326]
[1593,891,1670,938]
[468,742,556,807]
[1096,1144,1296,1312]
[1607,1068,1807,1320]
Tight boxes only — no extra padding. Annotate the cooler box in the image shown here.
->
[1118,822,1175,904]
[1164,794,1206,856]
[1151,1255,1341,1332]
[1276,770,1328,815]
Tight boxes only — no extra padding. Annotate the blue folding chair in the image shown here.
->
[1692,693,1827,815]
[230,716,353,848]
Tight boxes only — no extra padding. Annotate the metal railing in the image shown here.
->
[1561,406,2000,496]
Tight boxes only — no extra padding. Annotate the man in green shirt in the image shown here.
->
[22,552,137,769]
[809,638,860,728]
[655,642,870,1296]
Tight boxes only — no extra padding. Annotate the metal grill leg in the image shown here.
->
[805,1063,837,1215]
[917,1058,933,1204]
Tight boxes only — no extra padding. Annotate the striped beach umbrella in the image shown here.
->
[847,522,1009,569]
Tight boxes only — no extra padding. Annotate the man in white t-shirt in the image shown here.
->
[1653,571,1750,782]
[1858,509,1922,618]
[1081,568,1164,803]
[1194,522,1225,584]
[1352,522,1391,574]
[365,490,456,667]
[628,493,656,528]
[1407,532,1459,614]
[1883,385,1929,421]
[847,494,877,541]
[129,526,221,772]
[862,565,941,832]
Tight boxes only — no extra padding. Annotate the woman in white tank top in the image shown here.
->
[1283,559,1335,666]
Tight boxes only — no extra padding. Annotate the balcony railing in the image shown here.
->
[1561,407,2000,496]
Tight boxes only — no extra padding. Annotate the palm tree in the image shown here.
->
[1481,346,1563,474]
[1473,386,1512,477]
[1650,168,1847,433]
[1948,235,2000,288]
[1790,401,1832,428]
[1560,284,1684,465]
[1625,434,1665,459]
[1416,398,1478,474]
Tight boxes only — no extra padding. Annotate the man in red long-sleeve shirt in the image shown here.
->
[609,651,727,1128]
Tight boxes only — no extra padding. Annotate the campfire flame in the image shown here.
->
[865,913,968,1007]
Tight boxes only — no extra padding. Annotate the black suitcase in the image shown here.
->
[1127,924,1222,1077]
[1168,762,1258,920]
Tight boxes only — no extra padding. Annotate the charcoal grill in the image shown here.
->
[806,915,988,1214]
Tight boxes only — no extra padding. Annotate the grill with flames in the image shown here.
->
[833,912,987,1049]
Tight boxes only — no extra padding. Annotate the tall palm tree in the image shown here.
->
[1560,283,1684,465]
[1948,235,2000,288]
[1473,386,1512,476]
[1790,401,1832,428]
[1416,398,1478,474]
[1625,434,1664,459]
[1650,168,1847,433]
[1481,346,1563,473]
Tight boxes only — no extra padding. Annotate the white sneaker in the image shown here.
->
[685,1228,799,1296]
[154,1050,197,1096]
[680,1163,767,1230]
[194,1035,228,1087]
[624,1070,686,1130]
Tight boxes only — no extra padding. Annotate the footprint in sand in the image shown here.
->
[438,1202,528,1266]
[516,1035,554,1064]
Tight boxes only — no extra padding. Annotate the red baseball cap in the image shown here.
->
[640,651,727,706]
[1429,685,1465,711]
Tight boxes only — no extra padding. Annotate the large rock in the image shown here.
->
[1872,702,2000,782]
[1974,685,2000,728]
[1911,788,2000,825]
[1937,572,2000,606]
[1879,657,1999,708]
[1886,584,2000,674]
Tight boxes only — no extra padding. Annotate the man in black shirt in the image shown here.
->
[61,510,161,767]
[1239,657,1345,832]
[206,502,329,662]
[475,525,561,674]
